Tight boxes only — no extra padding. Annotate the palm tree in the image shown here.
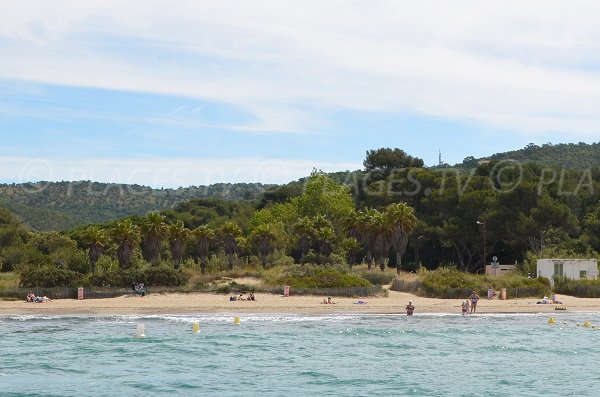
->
[369,209,394,272]
[314,225,335,264]
[82,226,109,273]
[194,225,215,274]
[293,217,314,263]
[250,224,277,267]
[141,211,168,266]
[111,219,141,269]
[220,221,241,270]
[355,208,379,270]
[167,221,191,269]
[342,237,361,269]
[385,203,418,274]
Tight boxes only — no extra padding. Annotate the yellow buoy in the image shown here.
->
[192,322,200,333]
[547,318,556,324]
[583,320,592,328]
[234,316,241,325]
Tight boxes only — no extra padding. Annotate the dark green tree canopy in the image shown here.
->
[363,148,425,177]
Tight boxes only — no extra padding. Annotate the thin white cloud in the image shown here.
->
[0,156,361,188]
[1,1,600,136]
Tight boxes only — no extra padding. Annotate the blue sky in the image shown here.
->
[1,1,599,187]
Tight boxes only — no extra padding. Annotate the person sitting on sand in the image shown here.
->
[26,291,36,303]
[469,291,480,313]
[327,297,335,304]
[405,301,415,315]
[551,293,562,304]
[537,296,550,304]
[249,292,256,301]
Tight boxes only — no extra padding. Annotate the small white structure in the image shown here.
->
[536,259,598,280]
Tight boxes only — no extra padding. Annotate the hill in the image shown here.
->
[3,142,599,231]
[459,142,600,169]
[0,181,270,231]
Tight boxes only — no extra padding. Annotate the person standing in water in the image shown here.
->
[469,291,480,314]
[405,301,415,316]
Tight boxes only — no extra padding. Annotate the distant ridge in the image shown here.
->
[3,142,600,231]
[459,142,600,169]
[0,180,270,231]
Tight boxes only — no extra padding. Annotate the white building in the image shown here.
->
[536,259,598,280]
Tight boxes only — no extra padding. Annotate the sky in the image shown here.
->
[1,1,599,188]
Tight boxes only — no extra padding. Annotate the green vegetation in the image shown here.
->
[553,277,600,298]
[1,144,600,295]
[0,181,269,230]
[273,266,372,289]
[392,268,550,299]
[460,142,600,170]
[490,142,600,169]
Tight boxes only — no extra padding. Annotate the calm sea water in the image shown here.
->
[1,312,599,396]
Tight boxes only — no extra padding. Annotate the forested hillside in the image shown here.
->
[1,148,600,289]
[2,142,600,232]
[0,181,269,231]
[460,142,600,169]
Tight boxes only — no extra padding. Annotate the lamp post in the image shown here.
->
[477,221,486,269]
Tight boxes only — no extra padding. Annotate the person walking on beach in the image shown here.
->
[405,301,415,316]
[469,291,480,314]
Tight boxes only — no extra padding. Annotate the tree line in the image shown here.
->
[1,147,599,288]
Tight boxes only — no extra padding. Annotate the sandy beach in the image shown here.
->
[1,290,598,316]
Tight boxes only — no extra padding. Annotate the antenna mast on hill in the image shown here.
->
[438,150,442,166]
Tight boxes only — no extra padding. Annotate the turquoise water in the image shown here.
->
[2,313,600,396]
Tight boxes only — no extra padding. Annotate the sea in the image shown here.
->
[1,312,599,397]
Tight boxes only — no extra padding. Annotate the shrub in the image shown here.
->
[359,271,396,286]
[17,264,83,288]
[206,254,228,273]
[413,267,549,298]
[275,267,371,289]
[554,277,600,298]
[144,266,189,286]
[87,265,189,287]
[269,250,294,267]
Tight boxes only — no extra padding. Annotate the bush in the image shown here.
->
[17,264,83,288]
[269,250,294,267]
[275,267,372,289]
[413,267,549,298]
[206,254,228,273]
[554,277,600,298]
[359,271,396,286]
[1,244,46,271]
[87,265,189,287]
[144,266,189,286]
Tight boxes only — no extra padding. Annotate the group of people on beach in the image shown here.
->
[26,291,52,303]
[405,291,480,317]
[537,293,562,305]
[132,283,146,297]
[230,292,256,301]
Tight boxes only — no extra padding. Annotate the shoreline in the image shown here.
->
[1,291,598,316]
